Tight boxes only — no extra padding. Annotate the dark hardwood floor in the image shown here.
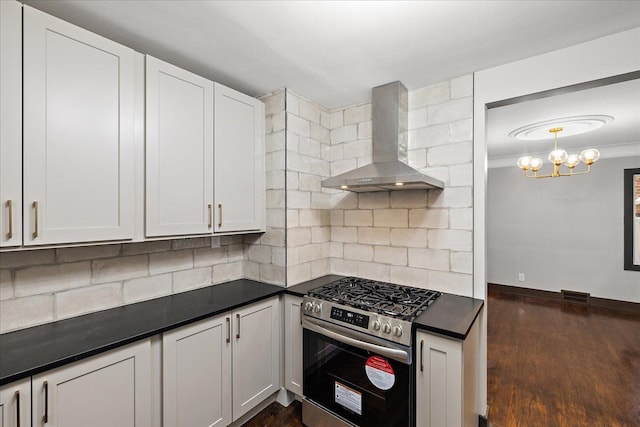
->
[243,400,303,427]
[488,289,640,427]
[245,291,640,427]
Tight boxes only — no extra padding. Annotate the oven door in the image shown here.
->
[302,317,413,427]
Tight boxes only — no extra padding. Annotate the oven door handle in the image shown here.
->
[302,317,410,363]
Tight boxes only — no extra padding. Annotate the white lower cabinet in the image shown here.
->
[415,321,479,427]
[162,314,231,427]
[162,296,281,426]
[283,295,303,396]
[232,297,281,421]
[0,379,30,427]
[31,340,152,427]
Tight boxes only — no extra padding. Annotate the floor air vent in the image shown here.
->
[561,289,590,304]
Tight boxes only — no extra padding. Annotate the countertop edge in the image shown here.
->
[414,303,483,340]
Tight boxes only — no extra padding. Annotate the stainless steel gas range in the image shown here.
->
[301,277,441,427]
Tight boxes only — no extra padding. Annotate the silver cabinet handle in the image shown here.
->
[208,204,213,229]
[32,201,39,239]
[218,204,222,228]
[420,340,424,372]
[15,390,20,427]
[6,200,13,239]
[302,317,410,363]
[235,313,240,339]
[226,317,230,343]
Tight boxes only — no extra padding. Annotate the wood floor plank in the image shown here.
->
[242,401,303,427]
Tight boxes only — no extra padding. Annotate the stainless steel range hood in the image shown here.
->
[321,81,444,192]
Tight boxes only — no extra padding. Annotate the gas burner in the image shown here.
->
[309,277,440,321]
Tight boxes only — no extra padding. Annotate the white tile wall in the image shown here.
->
[0,237,249,333]
[327,75,474,294]
[244,90,287,286]
[285,90,332,285]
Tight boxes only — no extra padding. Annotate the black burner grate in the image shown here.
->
[309,277,441,321]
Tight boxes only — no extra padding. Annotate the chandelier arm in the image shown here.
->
[523,164,593,179]
[556,165,593,177]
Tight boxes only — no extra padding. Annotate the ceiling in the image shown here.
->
[487,77,640,165]
[23,0,640,109]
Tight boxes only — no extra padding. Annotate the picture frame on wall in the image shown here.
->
[624,168,640,271]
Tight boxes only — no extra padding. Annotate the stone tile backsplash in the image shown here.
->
[285,90,332,286]
[0,236,246,332]
[327,74,474,294]
[244,90,287,286]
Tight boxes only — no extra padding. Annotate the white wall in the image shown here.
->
[488,156,640,302]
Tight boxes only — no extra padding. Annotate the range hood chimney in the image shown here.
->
[321,81,444,192]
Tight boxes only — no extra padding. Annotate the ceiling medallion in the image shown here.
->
[509,115,613,140]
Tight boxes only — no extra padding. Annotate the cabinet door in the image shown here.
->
[162,314,232,427]
[23,5,135,245]
[232,296,280,421]
[0,0,22,247]
[214,83,265,233]
[0,379,30,427]
[284,295,303,396]
[416,331,463,427]
[32,340,152,427]
[145,56,214,237]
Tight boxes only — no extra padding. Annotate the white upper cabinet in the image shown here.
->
[0,1,22,247]
[22,5,136,245]
[145,56,214,237]
[214,84,265,233]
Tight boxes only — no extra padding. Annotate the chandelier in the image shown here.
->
[516,127,600,178]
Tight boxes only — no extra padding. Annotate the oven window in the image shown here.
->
[303,329,412,427]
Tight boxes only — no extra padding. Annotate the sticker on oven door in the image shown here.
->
[335,381,362,415]
[365,356,395,390]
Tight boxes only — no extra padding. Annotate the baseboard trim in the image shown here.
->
[489,283,640,314]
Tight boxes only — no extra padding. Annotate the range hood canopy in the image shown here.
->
[321,81,444,192]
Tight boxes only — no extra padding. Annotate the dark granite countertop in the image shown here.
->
[0,279,282,386]
[284,274,345,297]
[414,293,484,340]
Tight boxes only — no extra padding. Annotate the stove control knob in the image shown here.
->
[313,303,322,313]
[304,302,314,312]
[372,320,381,331]
[393,325,403,337]
[382,323,392,334]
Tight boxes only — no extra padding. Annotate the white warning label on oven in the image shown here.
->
[335,381,362,415]
[365,356,395,390]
